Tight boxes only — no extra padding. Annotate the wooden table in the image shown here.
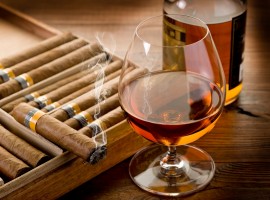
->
[1,0,269,199]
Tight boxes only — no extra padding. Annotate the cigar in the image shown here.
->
[78,107,126,137]
[64,93,120,129]
[0,32,76,69]
[42,68,121,113]
[29,60,122,109]
[0,43,102,99]
[0,38,88,83]
[0,125,50,167]
[1,53,106,112]
[1,71,85,113]
[0,53,107,108]
[0,109,63,157]
[11,103,102,162]
[0,145,31,180]
[50,76,120,122]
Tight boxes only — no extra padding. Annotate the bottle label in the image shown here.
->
[163,16,186,71]
[229,10,247,89]
[163,16,186,45]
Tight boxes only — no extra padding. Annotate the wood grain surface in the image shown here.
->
[0,0,269,199]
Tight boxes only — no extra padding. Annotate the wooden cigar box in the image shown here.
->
[0,3,150,199]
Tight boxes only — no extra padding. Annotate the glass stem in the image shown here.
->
[160,146,184,177]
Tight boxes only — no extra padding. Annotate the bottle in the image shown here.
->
[164,0,247,105]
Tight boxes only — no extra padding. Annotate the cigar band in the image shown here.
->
[44,102,61,112]
[62,103,81,118]
[0,63,3,69]
[24,108,45,132]
[34,95,52,109]
[87,119,107,136]
[24,92,40,102]
[73,111,93,127]
[15,73,34,89]
[0,68,15,82]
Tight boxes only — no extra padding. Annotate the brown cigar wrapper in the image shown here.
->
[31,60,122,109]
[0,125,50,167]
[78,107,126,137]
[41,68,121,113]
[11,103,99,162]
[29,43,102,84]
[0,38,88,84]
[50,67,146,121]
[0,43,102,99]
[0,109,63,157]
[1,71,85,112]
[65,93,120,130]
[50,76,119,121]
[0,145,31,180]
[0,32,76,68]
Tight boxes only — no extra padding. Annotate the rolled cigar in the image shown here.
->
[49,67,146,122]
[29,60,122,109]
[0,53,107,108]
[0,145,31,180]
[78,107,126,137]
[0,32,76,69]
[1,71,85,112]
[0,38,88,83]
[0,43,102,99]
[0,108,63,157]
[12,103,101,162]
[50,76,120,122]
[64,93,120,129]
[0,125,50,167]
[42,69,121,113]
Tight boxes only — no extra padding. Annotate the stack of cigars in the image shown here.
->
[0,32,127,185]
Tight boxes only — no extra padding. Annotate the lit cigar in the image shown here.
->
[0,43,102,99]
[50,76,119,122]
[11,103,103,162]
[0,145,31,180]
[29,60,122,109]
[78,107,126,137]
[0,38,88,83]
[0,32,76,69]
[1,70,85,113]
[0,125,50,167]
[42,69,121,112]
[64,93,120,129]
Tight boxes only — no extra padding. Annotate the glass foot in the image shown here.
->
[129,144,215,197]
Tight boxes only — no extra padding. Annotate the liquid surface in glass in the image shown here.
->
[120,71,223,146]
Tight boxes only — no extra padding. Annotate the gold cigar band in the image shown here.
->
[44,102,61,112]
[0,63,4,69]
[15,73,34,89]
[73,111,93,127]
[24,108,45,132]
[25,92,40,102]
[34,95,52,109]
[0,68,15,82]
[62,103,81,118]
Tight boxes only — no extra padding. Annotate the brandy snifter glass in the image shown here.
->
[118,14,226,197]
